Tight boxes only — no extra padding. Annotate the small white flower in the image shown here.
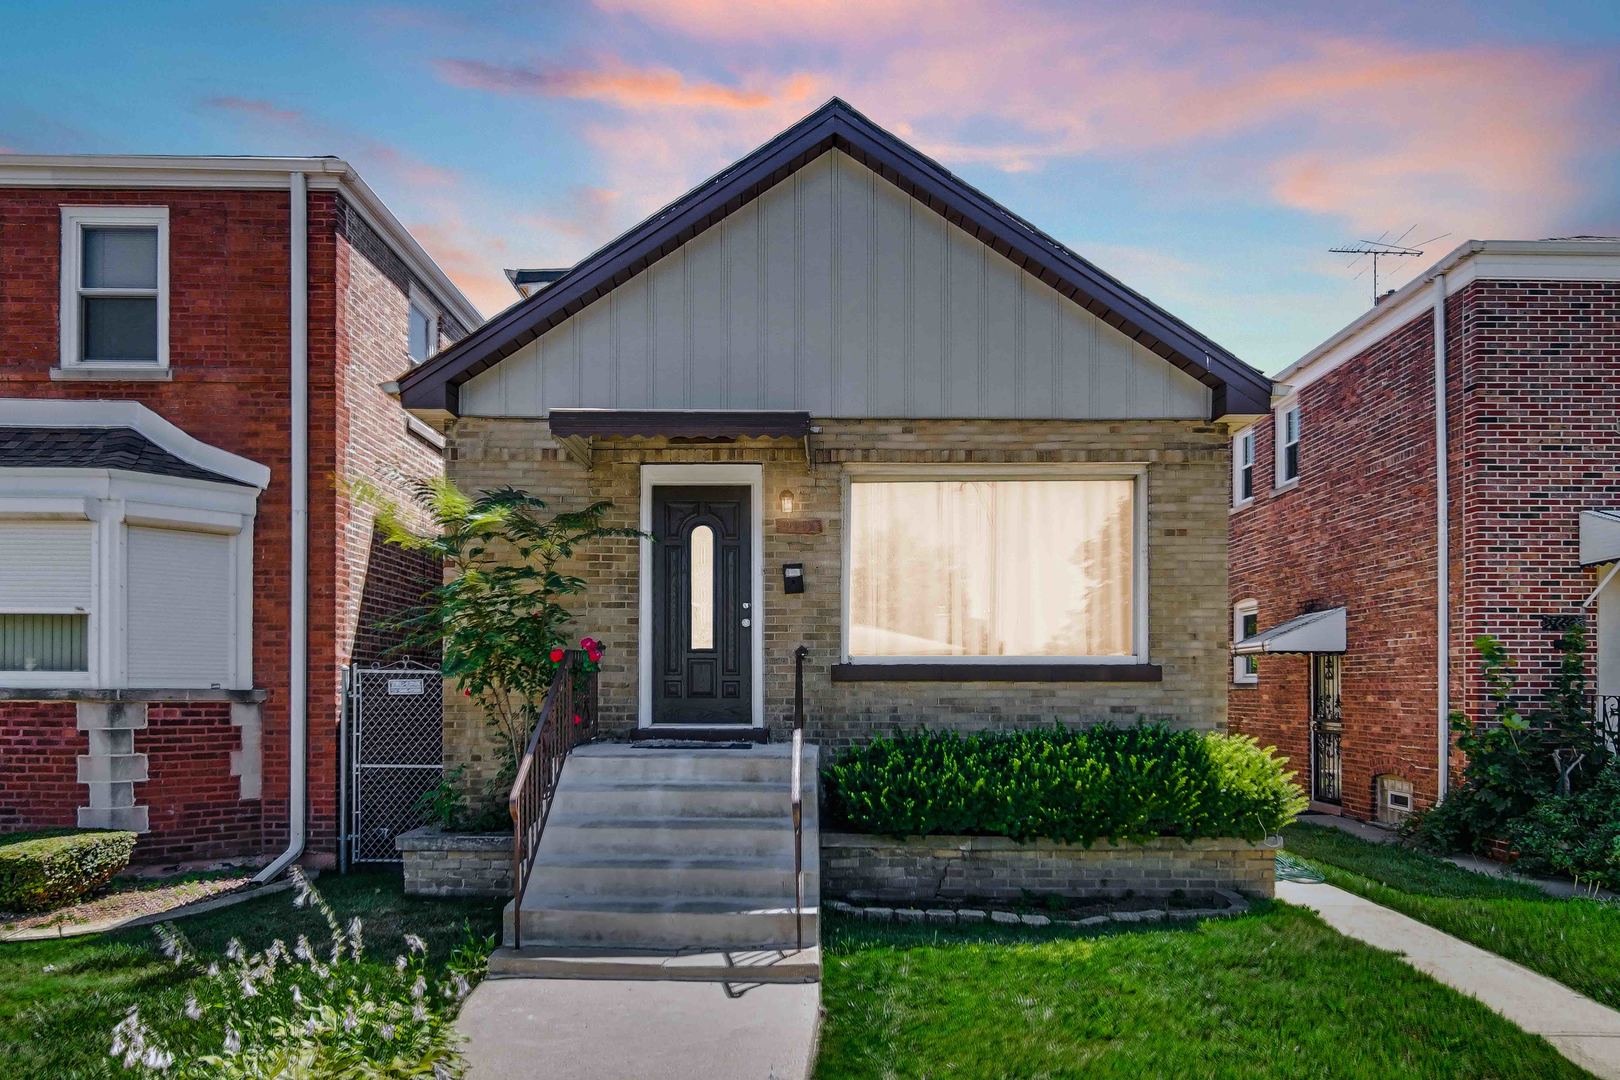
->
[347,916,364,960]
[240,974,259,998]
[412,1002,428,1022]
[43,963,57,973]
[294,935,314,963]
[291,984,303,1006]
[411,975,427,1000]
[143,1045,174,1070]
[395,954,407,973]
[225,939,244,962]
[184,995,202,1021]
[403,933,427,955]
[223,1026,242,1056]
[380,1023,396,1040]
[453,973,471,1000]
[304,1017,317,1036]
[343,1006,358,1033]
[206,962,220,977]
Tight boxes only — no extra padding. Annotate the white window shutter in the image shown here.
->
[0,522,93,608]
[126,526,234,687]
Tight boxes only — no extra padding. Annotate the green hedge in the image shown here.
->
[822,725,1306,844]
[0,828,137,912]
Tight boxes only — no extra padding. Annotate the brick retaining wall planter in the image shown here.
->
[822,832,1275,903]
[395,826,510,898]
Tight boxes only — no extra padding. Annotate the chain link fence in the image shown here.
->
[344,662,443,865]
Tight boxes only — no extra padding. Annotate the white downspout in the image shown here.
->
[256,170,309,882]
[1433,273,1451,801]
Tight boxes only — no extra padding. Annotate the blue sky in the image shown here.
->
[4,0,1617,372]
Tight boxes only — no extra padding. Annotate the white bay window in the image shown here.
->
[844,469,1145,663]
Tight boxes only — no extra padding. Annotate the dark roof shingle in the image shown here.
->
[0,427,252,486]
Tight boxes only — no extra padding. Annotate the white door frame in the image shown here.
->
[638,463,765,729]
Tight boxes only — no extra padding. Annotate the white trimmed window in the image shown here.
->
[1276,403,1300,486]
[0,521,94,682]
[407,285,440,365]
[1233,428,1256,507]
[1233,599,1259,684]
[843,468,1145,662]
[60,206,170,369]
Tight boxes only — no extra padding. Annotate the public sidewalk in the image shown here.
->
[457,976,820,1080]
[1278,879,1620,1079]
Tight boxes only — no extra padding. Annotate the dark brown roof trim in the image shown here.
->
[400,99,1270,418]
[548,409,812,440]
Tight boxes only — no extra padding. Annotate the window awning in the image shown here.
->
[545,409,813,467]
[1580,509,1620,567]
[1233,606,1346,655]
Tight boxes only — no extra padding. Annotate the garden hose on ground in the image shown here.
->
[1275,853,1325,884]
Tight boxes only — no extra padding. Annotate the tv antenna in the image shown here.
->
[1331,227,1449,304]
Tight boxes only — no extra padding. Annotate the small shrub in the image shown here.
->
[1505,759,1620,890]
[0,828,137,912]
[110,867,489,1078]
[822,724,1305,844]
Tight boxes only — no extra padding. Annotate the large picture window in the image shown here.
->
[847,475,1138,661]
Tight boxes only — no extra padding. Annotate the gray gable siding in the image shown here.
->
[461,151,1211,420]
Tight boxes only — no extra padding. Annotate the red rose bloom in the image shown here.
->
[572,714,582,726]
[549,647,566,663]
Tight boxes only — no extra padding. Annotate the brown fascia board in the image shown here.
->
[399,99,1270,418]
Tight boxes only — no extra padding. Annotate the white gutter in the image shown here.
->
[256,170,310,883]
[1433,273,1451,801]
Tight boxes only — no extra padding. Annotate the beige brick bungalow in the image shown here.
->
[396,99,1272,785]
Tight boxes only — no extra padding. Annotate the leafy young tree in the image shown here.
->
[359,477,639,782]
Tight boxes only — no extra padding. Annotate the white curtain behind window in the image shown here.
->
[849,479,1134,658]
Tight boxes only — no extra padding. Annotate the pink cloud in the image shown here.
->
[204,95,459,188]
[435,56,819,111]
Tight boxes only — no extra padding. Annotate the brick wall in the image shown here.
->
[0,183,463,863]
[442,416,1233,792]
[0,701,80,832]
[138,703,260,862]
[1455,279,1620,720]
[1229,276,1620,823]
[1229,310,1447,820]
[821,833,1275,902]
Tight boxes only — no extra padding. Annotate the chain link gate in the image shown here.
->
[342,662,443,867]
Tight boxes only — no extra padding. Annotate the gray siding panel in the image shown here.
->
[460,150,1210,420]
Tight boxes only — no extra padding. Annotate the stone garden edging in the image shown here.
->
[824,888,1251,929]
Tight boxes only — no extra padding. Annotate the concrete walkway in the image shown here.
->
[1296,812,1616,900]
[457,977,820,1080]
[1279,880,1620,1078]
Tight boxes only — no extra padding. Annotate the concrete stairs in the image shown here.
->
[495,741,819,981]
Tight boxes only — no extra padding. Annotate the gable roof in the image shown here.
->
[398,99,1269,419]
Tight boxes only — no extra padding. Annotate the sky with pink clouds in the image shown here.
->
[4,0,1617,372]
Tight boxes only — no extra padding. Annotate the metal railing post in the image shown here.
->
[791,644,808,952]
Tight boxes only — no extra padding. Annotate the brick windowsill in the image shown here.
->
[831,662,1163,683]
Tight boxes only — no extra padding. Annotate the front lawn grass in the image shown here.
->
[816,905,1586,1079]
[1284,821,1620,1009]
[0,868,501,1079]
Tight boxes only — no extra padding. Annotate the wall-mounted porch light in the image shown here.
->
[779,488,796,514]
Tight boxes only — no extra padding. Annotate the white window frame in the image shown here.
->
[839,463,1150,666]
[1232,427,1256,508]
[0,474,257,691]
[1275,401,1301,488]
[407,283,441,366]
[1233,598,1259,685]
[59,205,171,371]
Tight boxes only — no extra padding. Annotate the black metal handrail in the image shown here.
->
[1598,695,1620,752]
[508,652,597,950]
[791,644,808,952]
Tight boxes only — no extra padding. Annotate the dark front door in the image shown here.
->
[1310,653,1343,805]
[652,485,752,725]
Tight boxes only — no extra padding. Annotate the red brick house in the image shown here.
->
[0,155,480,869]
[1229,239,1620,824]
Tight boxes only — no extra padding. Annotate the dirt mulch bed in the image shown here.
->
[1,867,256,935]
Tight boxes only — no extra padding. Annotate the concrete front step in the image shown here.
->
[508,895,820,950]
[531,851,818,898]
[565,743,804,783]
[561,777,812,817]
[487,945,821,983]
[541,814,812,858]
